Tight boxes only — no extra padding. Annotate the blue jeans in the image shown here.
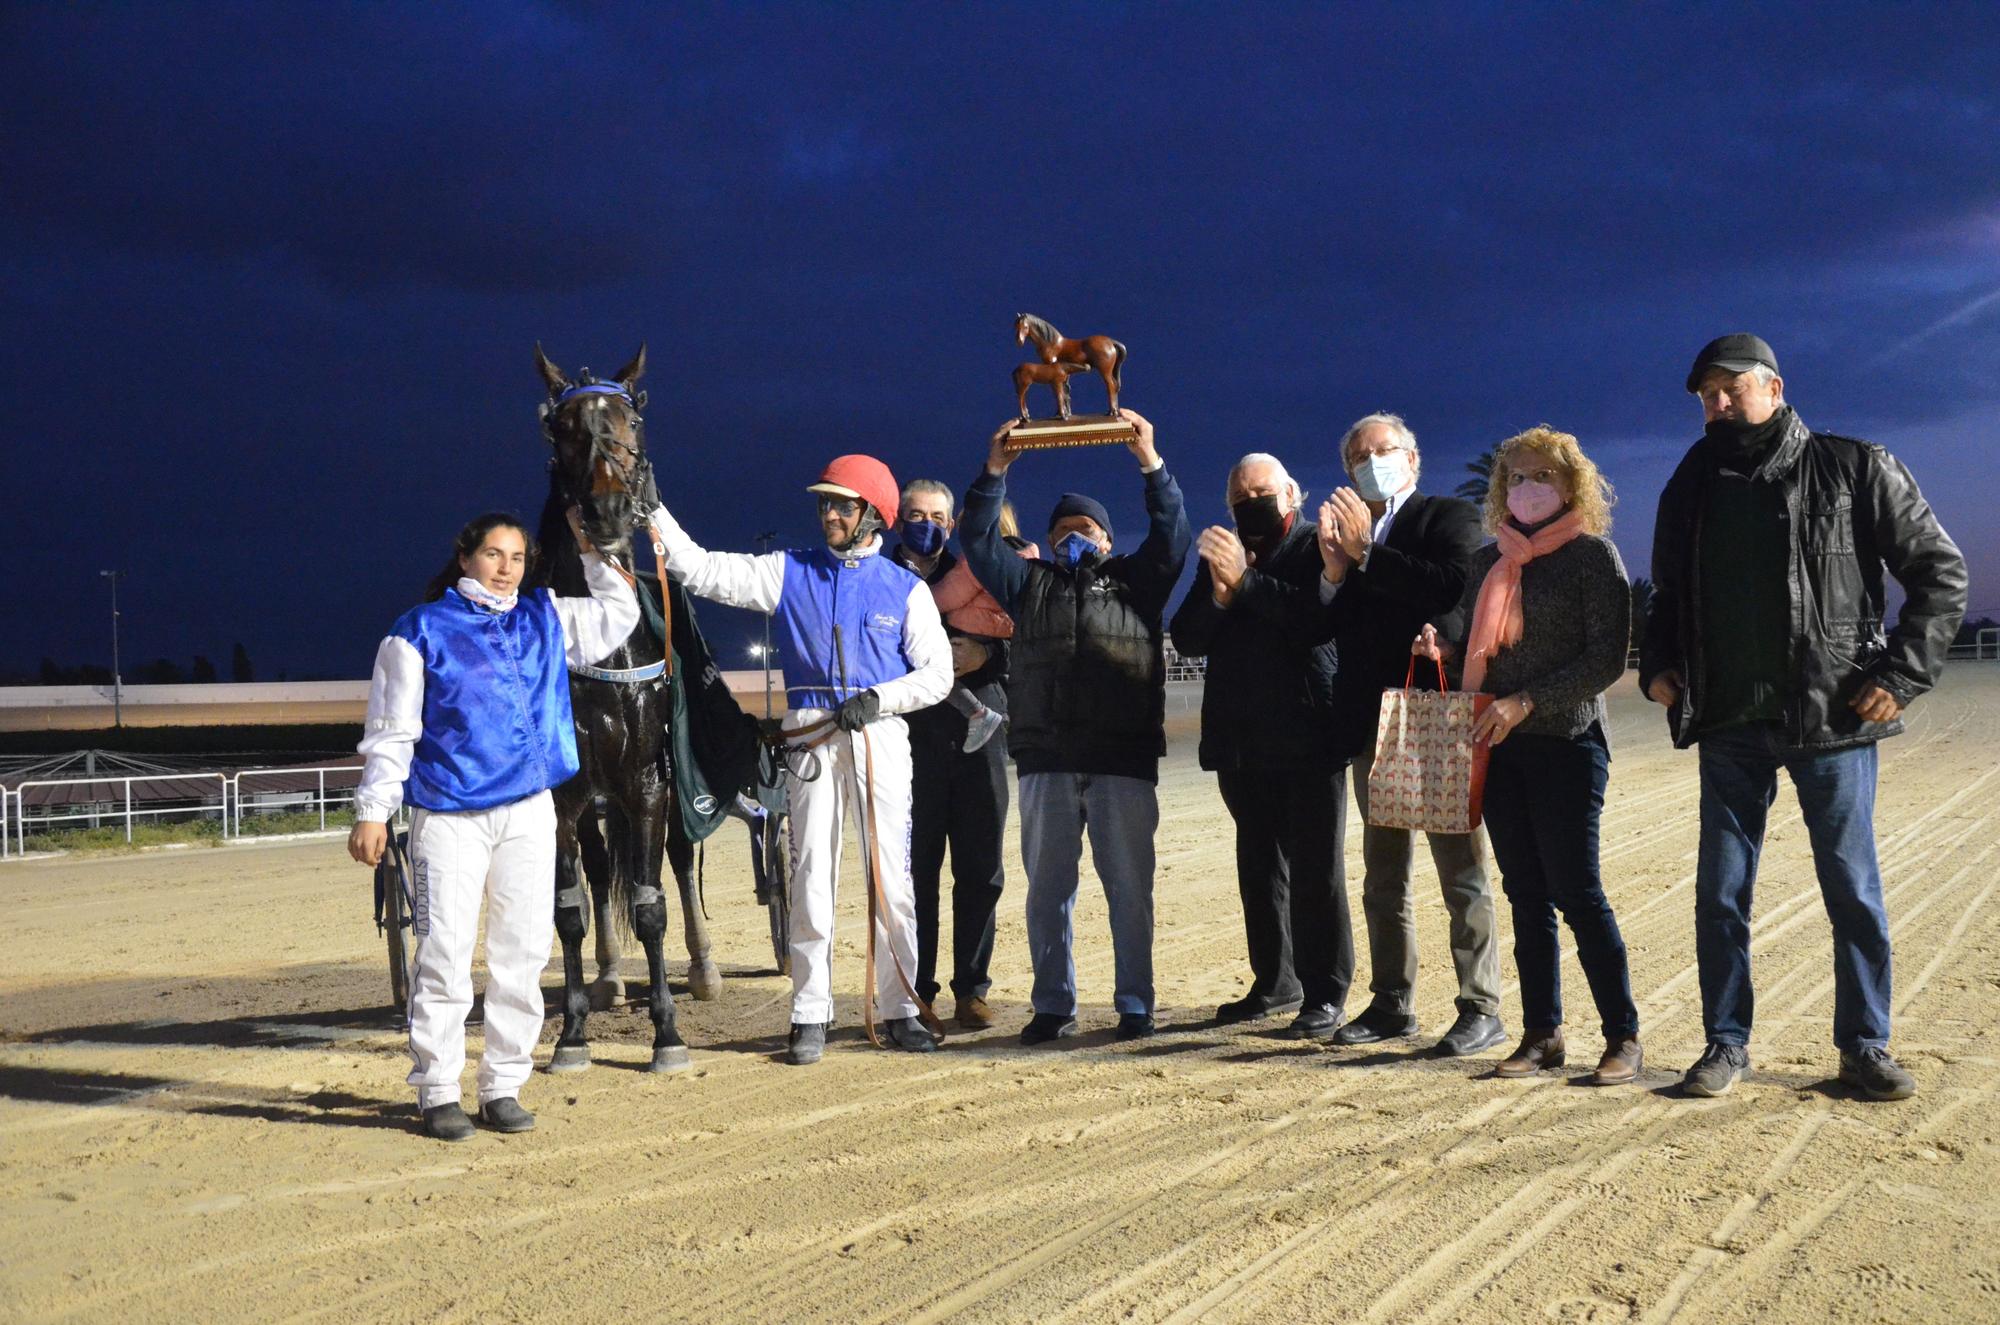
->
[1696,722,1891,1052]
[1482,727,1638,1039]
[1019,772,1157,1017]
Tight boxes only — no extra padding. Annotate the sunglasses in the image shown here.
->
[818,496,862,518]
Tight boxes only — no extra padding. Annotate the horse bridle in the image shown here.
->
[545,376,671,684]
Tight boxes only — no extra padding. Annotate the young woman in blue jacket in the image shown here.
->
[349,510,636,1141]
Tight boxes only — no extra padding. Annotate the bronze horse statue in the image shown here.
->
[1015,313,1127,415]
[530,343,720,1075]
[1012,361,1088,420]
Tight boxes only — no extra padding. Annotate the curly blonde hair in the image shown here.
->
[1481,425,1615,536]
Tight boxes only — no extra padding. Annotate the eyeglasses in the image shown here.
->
[818,496,861,518]
[1504,468,1561,488]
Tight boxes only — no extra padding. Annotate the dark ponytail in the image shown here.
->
[423,512,539,602]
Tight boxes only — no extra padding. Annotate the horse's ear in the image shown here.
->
[534,342,569,397]
[614,344,647,388]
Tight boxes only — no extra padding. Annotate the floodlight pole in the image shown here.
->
[99,569,124,728]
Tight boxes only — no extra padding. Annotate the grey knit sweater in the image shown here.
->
[1447,532,1631,744]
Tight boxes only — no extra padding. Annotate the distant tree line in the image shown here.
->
[7,643,261,687]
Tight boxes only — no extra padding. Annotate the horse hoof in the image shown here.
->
[687,961,723,1002]
[547,1044,591,1073]
[647,1045,692,1073]
[588,978,624,1011]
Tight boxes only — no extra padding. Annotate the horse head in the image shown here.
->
[536,342,650,544]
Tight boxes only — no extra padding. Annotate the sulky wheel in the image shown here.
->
[379,830,417,1023]
[763,812,791,978]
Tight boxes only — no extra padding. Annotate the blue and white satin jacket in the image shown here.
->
[645,503,951,723]
[353,555,638,820]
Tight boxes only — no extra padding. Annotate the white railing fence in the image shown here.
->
[5,764,366,856]
[9,773,232,853]
[230,766,364,836]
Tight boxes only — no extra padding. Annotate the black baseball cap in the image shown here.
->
[1686,333,1780,392]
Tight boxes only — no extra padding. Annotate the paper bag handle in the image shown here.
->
[1403,655,1449,693]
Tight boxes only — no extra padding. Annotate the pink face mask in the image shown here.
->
[1506,481,1565,525]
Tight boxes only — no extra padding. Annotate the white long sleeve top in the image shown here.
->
[646,502,952,719]
[352,554,639,822]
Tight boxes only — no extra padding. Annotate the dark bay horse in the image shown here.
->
[1015,313,1127,414]
[531,343,718,1074]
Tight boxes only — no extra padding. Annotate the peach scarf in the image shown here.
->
[1460,510,1586,694]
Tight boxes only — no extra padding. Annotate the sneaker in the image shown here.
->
[478,1096,535,1133]
[1115,1013,1156,1041]
[963,705,1006,753]
[1431,1010,1507,1058]
[1020,1012,1079,1046]
[1284,1004,1347,1040]
[786,1022,828,1066]
[1682,1042,1750,1097]
[421,1101,476,1142]
[1331,1005,1421,1046]
[880,1016,938,1052]
[955,995,997,1030]
[1839,1047,1916,1101]
[1216,992,1305,1024]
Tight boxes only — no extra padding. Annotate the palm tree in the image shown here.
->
[1628,576,1656,667]
[1456,444,1499,501]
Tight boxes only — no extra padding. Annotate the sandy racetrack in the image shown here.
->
[3,673,1997,1323]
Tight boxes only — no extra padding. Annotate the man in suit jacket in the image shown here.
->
[1169,454,1352,1038]
[1317,413,1506,1057]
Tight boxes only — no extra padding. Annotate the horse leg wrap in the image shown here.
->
[557,885,587,911]
[633,885,666,906]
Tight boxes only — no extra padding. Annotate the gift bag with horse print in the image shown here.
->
[1366,657,1494,834]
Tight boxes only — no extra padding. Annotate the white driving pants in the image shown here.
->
[785,711,923,1026]
[405,790,555,1109]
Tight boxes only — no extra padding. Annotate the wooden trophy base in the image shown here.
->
[1008,413,1138,450]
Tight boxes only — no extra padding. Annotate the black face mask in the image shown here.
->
[1231,494,1292,546]
[1702,408,1790,471]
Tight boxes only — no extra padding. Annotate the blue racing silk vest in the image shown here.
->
[775,547,921,711]
[390,588,580,813]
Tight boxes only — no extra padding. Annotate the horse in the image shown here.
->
[1013,360,1089,420]
[530,342,718,1075]
[1015,313,1127,414]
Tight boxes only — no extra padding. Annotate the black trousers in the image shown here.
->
[909,682,1010,1003]
[1215,766,1354,1010]
[1482,726,1638,1039]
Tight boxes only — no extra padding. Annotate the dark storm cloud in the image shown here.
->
[3,1,1996,680]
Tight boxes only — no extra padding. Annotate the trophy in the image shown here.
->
[1007,313,1139,448]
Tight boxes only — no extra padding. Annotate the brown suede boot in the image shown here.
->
[956,995,997,1031]
[1494,1027,1566,1078]
[1591,1036,1643,1085]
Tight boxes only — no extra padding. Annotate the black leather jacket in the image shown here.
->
[1639,409,1966,750]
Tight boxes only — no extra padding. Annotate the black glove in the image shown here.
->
[834,689,881,732]
[627,456,661,518]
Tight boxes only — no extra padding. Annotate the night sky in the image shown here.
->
[5,2,1996,682]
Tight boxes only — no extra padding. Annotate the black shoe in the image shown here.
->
[787,1021,828,1066]
[1838,1047,1916,1101]
[1020,1012,1079,1046]
[478,1096,535,1133]
[1284,1004,1347,1041]
[1115,1013,1156,1041]
[1332,1005,1421,1046]
[421,1102,476,1142]
[1682,1042,1750,1097]
[1431,1011,1507,1058]
[1216,992,1305,1024]
[880,1016,938,1052]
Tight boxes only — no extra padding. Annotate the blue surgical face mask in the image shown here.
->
[900,518,945,558]
[1351,451,1410,503]
[1054,531,1099,568]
